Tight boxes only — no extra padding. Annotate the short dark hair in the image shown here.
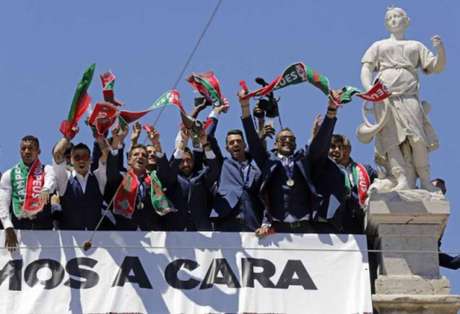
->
[128,144,147,158]
[21,135,40,148]
[71,143,91,155]
[331,134,351,149]
[431,178,447,195]
[181,147,194,160]
[226,129,244,143]
[275,128,295,142]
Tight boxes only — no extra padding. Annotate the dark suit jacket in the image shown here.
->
[157,151,219,231]
[106,151,160,231]
[242,113,345,225]
[206,117,264,230]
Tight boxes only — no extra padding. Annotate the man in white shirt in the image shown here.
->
[52,134,107,230]
[0,135,55,251]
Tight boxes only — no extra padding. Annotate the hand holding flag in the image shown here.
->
[60,64,95,139]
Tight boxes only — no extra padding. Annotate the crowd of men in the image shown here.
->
[0,88,458,271]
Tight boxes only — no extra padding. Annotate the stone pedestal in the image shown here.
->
[366,190,460,314]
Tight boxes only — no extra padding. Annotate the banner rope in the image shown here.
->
[151,0,223,128]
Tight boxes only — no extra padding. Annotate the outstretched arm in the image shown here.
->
[308,93,339,163]
[239,90,268,169]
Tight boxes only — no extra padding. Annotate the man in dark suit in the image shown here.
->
[204,106,264,231]
[328,134,377,233]
[106,126,160,231]
[156,126,219,231]
[239,90,345,236]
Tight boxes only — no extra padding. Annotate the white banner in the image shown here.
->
[0,231,372,314]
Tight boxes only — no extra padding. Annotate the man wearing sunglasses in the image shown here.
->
[52,131,107,230]
[239,90,345,237]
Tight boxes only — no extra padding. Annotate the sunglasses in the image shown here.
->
[73,154,90,162]
[278,136,296,143]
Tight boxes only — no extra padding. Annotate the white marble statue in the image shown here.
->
[359,7,446,193]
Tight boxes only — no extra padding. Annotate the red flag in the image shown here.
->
[113,170,139,219]
[88,102,118,135]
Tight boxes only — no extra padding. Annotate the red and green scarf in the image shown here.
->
[240,62,391,104]
[149,170,176,216]
[113,169,175,218]
[187,71,225,107]
[344,162,371,207]
[10,159,45,218]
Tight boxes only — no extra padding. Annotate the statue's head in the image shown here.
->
[384,6,410,34]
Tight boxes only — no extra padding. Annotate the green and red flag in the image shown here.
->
[113,170,141,219]
[150,170,176,216]
[187,71,225,106]
[88,102,118,135]
[88,90,184,134]
[118,89,185,124]
[100,71,123,106]
[60,64,95,139]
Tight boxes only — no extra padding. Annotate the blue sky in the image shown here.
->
[1,0,459,292]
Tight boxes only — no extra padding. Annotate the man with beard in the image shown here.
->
[239,90,345,237]
[156,125,219,231]
[328,134,377,233]
[0,135,55,251]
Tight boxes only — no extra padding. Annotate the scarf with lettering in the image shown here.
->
[10,159,45,218]
[343,162,371,207]
[240,62,391,104]
[113,169,175,218]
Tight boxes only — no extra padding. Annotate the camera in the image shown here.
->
[254,77,280,118]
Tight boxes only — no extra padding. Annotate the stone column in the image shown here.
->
[366,190,460,314]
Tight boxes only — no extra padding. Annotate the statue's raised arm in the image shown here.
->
[357,7,446,193]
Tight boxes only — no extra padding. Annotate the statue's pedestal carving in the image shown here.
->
[366,190,460,314]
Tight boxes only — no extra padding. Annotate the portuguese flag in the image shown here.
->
[100,71,122,106]
[60,64,95,139]
[113,170,140,219]
[118,89,185,124]
[88,102,118,135]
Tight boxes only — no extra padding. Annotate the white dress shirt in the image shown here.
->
[0,164,56,229]
[52,159,107,197]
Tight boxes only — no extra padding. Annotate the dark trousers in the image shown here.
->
[272,221,315,233]
[440,253,460,270]
[12,216,53,230]
[272,221,338,234]
[213,217,253,232]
